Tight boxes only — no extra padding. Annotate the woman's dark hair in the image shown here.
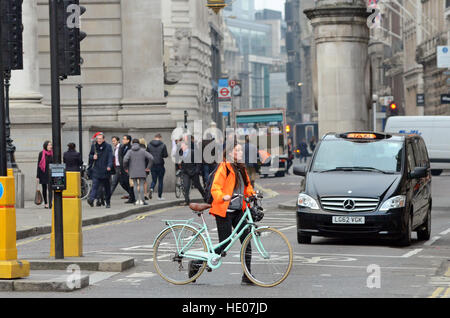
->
[112,136,120,142]
[43,140,51,151]
[67,143,76,151]
[223,136,248,188]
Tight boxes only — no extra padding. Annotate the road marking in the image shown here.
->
[126,272,157,278]
[278,225,297,231]
[424,236,441,246]
[439,228,450,235]
[445,267,450,277]
[89,272,118,285]
[254,183,279,199]
[429,287,445,298]
[401,248,423,258]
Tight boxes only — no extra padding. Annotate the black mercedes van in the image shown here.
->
[294,132,432,247]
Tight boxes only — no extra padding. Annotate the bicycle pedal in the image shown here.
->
[206,266,212,272]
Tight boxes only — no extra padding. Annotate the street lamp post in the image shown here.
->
[4,71,17,169]
[49,0,64,259]
[77,84,83,163]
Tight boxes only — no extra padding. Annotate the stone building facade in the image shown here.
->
[9,0,224,200]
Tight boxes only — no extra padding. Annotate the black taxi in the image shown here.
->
[293,132,432,246]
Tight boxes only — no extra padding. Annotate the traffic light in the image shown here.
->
[387,102,399,117]
[58,0,86,79]
[0,0,24,70]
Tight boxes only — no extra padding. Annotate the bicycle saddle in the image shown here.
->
[189,203,211,212]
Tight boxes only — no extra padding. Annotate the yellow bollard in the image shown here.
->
[50,172,83,257]
[0,174,30,279]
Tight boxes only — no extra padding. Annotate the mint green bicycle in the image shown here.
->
[153,194,293,287]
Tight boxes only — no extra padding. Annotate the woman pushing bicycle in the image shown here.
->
[188,138,256,285]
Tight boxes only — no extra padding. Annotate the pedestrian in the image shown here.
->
[309,136,317,153]
[243,135,259,187]
[286,138,294,174]
[123,139,154,205]
[180,135,206,205]
[188,138,256,285]
[299,138,310,163]
[110,136,126,196]
[87,133,113,208]
[63,143,82,172]
[36,141,53,209]
[147,133,168,201]
[201,133,218,188]
[138,138,150,200]
[119,135,136,204]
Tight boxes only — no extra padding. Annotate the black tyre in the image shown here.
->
[297,232,312,244]
[431,169,442,176]
[417,208,431,241]
[397,214,412,247]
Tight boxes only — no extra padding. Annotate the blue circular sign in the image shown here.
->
[0,183,3,200]
[443,47,449,54]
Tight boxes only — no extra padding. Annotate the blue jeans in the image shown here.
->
[150,164,165,198]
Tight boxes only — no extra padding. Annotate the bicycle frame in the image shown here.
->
[155,203,269,270]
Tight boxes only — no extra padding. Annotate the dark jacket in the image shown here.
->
[181,142,202,176]
[89,141,113,179]
[63,149,82,172]
[37,151,53,184]
[118,143,132,174]
[202,139,218,167]
[244,142,259,168]
[147,140,168,166]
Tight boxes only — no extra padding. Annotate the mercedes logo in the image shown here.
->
[343,199,356,210]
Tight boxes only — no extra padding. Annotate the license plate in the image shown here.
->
[332,216,365,224]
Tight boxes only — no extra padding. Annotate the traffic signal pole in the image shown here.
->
[49,0,64,259]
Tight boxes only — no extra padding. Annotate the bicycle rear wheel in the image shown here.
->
[80,178,91,200]
[153,225,207,285]
[240,227,293,287]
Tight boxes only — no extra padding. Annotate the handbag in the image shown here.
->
[34,183,43,206]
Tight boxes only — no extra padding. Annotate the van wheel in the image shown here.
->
[397,214,412,247]
[417,208,431,241]
[297,233,312,244]
[431,169,442,176]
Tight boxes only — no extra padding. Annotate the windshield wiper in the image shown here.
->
[319,167,393,174]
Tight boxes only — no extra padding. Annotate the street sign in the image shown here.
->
[219,102,232,113]
[229,80,236,88]
[416,94,425,106]
[441,94,450,104]
[218,78,231,101]
[437,46,450,68]
[232,82,241,97]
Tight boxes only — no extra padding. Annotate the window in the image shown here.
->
[406,143,416,173]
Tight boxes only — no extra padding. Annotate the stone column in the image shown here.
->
[9,0,52,202]
[119,0,169,125]
[305,0,371,138]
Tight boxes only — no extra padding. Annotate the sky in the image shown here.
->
[254,0,286,12]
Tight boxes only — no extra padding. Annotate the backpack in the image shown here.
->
[204,163,230,204]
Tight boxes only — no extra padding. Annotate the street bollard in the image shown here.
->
[50,172,83,257]
[0,173,30,279]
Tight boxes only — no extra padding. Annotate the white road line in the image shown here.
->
[424,236,441,246]
[439,228,450,235]
[89,272,118,285]
[278,225,297,231]
[401,248,423,258]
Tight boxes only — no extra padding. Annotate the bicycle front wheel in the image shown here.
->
[80,178,91,200]
[153,225,208,285]
[240,227,293,287]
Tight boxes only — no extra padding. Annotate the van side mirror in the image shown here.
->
[293,165,307,177]
[409,167,427,179]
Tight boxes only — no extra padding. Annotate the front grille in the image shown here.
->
[320,197,379,213]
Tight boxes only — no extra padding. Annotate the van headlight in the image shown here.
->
[379,195,406,212]
[298,193,319,210]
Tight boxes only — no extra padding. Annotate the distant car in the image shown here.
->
[294,132,432,247]
[384,116,450,176]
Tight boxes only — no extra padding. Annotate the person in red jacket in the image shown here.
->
[189,138,256,285]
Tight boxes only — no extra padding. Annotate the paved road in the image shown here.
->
[6,170,450,298]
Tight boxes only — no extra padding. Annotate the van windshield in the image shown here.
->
[312,139,403,174]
